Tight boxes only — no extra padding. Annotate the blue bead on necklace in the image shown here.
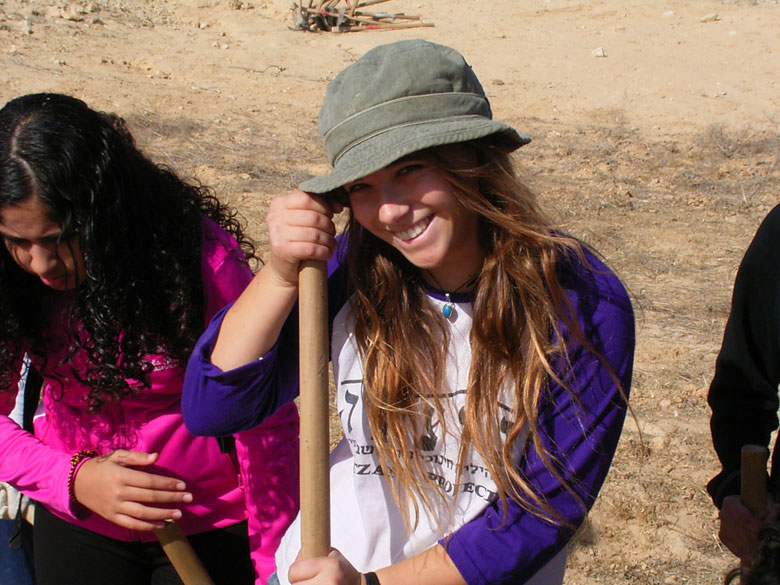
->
[442,294,454,318]
[426,271,478,320]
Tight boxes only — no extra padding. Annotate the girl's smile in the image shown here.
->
[395,215,432,242]
[0,195,85,291]
[346,159,483,290]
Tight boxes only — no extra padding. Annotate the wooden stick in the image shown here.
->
[342,13,420,25]
[740,445,769,584]
[741,444,769,518]
[356,0,394,7]
[298,260,331,559]
[155,521,216,585]
[347,21,434,30]
[362,12,422,20]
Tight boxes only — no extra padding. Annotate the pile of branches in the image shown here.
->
[290,0,434,32]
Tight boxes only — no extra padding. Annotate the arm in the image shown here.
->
[289,545,467,585]
[210,191,342,370]
[1,385,193,530]
[707,206,780,508]
[706,206,780,562]
[2,377,197,531]
[182,191,343,436]
[0,359,77,519]
[0,413,187,533]
[0,415,74,517]
[442,258,635,585]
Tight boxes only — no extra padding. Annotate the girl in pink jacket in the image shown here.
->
[0,93,299,585]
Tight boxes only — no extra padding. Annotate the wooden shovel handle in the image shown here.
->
[741,444,769,518]
[155,520,216,585]
[298,259,331,558]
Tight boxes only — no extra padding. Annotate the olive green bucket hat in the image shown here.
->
[299,39,530,194]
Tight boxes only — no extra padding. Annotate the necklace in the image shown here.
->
[425,271,478,319]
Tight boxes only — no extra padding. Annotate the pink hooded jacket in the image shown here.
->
[0,217,299,584]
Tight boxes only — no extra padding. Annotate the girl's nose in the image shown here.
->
[376,185,411,225]
[28,243,59,275]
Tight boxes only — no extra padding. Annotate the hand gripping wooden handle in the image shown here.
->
[155,520,216,585]
[741,444,769,518]
[298,260,331,558]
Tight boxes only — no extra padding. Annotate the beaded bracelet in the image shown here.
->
[363,572,381,585]
[67,450,98,503]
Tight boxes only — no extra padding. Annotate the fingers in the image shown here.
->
[288,548,360,585]
[276,190,339,217]
[719,495,761,563]
[105,481,190,531]
[112,505,185,531]
[108,450,189,492]
[73,451,194,532]
[122,467,188,493]
[119,482,193,504]
[270,217,336,258]
[264,191,341,287]
[106,449,159,467]
[267,191,340,260]
[115,514,175,532]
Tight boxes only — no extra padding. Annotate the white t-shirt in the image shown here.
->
[275,296,566,584]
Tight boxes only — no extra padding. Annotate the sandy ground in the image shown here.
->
[2,0,780,583]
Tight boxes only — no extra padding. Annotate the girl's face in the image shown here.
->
[346,157,483,290]
[0,195,86,291]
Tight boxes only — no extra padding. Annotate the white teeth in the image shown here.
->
[396,216,431,241]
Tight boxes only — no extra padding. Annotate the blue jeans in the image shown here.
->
[267,572,280,585]
[0,518,35,585]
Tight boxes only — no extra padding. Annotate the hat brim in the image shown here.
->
[299,117,530,195]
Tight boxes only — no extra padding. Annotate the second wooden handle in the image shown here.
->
[155,520,215,585]
[741,444,769,518]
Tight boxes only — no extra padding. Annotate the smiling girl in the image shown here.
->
[0,93,299,585]
[183,40,635,585]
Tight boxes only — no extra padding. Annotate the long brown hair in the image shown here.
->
[343,136,611,530]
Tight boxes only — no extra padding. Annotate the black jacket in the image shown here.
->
[708,204,780,508]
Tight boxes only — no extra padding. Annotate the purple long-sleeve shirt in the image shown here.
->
[182,240,634,585]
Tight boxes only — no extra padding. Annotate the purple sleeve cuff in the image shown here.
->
[182,304,300,436]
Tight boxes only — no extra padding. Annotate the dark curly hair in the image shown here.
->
[0,93,257,410]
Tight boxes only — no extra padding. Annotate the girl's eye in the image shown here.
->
[3,236,25,246]
[346,183,368,194]
[398,163,424,176]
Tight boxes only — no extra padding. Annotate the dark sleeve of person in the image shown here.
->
[707,204,780,508]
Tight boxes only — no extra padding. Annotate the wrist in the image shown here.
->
[265,259,302,291]
[68,450,98,504]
